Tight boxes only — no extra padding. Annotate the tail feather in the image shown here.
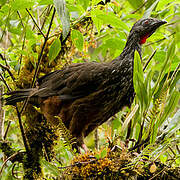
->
[4,88,35,105]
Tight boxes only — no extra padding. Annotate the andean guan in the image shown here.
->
[5,18,166,152]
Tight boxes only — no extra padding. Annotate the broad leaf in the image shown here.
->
[91,9,103,33]
[127,0,143,9]
[49,39,61,63]
[54,0,70,40]
[96,13,129,31]
[78,0,90,10]
[41,159,60,176]
[71,30,84,51]
[11,0,35,10]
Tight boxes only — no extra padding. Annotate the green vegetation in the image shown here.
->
[0,0,179,179]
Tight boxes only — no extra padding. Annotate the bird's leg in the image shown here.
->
[69,108,90,153]
[81,143,88,153]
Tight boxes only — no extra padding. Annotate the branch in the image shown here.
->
[3,121,11,140]
[131,1,147,14]
[17,11,27,75]
[20,8,56,114]
[145,32,175,47]
[18,34,26,75]
[40,5,53,31]
[0,53,9,68]
[143,49,157,71]
[0,72,11,92]
[26,8,45,38]
[17,11,24,28]
[0,63,15,81]
[0,72,30,153]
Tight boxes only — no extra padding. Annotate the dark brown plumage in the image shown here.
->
[5,18,166,151]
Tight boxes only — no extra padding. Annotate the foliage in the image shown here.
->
[0,0,179,179]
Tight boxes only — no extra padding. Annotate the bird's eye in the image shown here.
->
[144,20,149,25]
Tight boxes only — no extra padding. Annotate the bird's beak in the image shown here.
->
[153,19,167,28]
[148,20,167,37]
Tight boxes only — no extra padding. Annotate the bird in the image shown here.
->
[5,18,166,152]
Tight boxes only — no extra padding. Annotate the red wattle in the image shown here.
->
[140,34,149,44]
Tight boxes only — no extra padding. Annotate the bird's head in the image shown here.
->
[129,18,167,45]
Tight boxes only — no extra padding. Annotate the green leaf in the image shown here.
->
[160,154,168,164]
[0,0,7,6]
[127,0,143,9]
[92,0,102,6]
[1,163,15,180]
[100,148,107,158]
[133,51,143,95]
[41,159,60,176]
[144,70,153,104]
[133,51,149,111]
[54,0,70,40]
[150,119,159,143]
[134,51,143,81]
[143,0,159,18]
[71,30,84,51]
[91,9,103,33]
[96,13,129,31]
[49,39,61,63]
[157,110,180,142]
[38,0,53,5]
[78,0,90,10]
[159,90,179,126]
[156,0,172,10]
[95,153,100,159]
[153,40,176,96]
[11,0,35,10]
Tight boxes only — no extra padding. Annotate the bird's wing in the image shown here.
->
[37,62,111,100]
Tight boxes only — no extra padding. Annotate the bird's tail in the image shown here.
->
[4,88,36,105]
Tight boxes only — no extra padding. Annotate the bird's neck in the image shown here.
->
[112,32,142,65]
[123,33,142,59]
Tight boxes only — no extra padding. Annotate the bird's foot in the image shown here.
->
[81,143,88,153]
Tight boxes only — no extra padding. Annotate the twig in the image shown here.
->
[169,63,180,87]
[143,49,157,71]
[0,151,20,176]
[31,7,55,87]
[129,137,150,151]
[0,53,9,68]
[20,8,56,114]
[176,145,180,154]
[0,6,11,42]
[18,33,26,75]
[0,63,15,81]
[131,1,147,14]
[26,8,45,38]
[0,72,30,153]
[0,72,11,92]
[15,106,30,153]
[17,11,24,28]
[40,5,53,31]
[12,162,21,179]
[145,32,175,47]
[3,121,11,140]
[168,146,176,156]
[17,11,27,75]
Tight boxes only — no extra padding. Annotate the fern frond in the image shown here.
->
[55,116,77,154]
